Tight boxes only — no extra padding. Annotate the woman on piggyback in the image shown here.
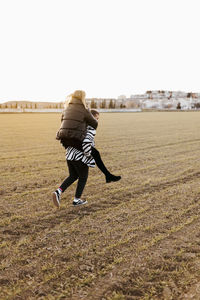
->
[53,90,121,208]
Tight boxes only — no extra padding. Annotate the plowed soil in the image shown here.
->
[0,112,200,300]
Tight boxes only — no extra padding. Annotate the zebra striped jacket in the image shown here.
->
[66,126,96,167]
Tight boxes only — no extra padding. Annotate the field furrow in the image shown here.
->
[1,112,200,299]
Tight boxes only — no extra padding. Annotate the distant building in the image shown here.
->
[1,90,200,112]
[126,98,140,108]
[118,95,126,100]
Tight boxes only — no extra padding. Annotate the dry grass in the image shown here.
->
[0,112,200,299]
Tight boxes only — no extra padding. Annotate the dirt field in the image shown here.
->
[0,112,200,300]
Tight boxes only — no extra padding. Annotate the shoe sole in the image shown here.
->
[52,192,60,208]
[106,178,121,183]
[73,201,88,206]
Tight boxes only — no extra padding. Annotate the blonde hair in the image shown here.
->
[64,93,73,109]
[64,90,87,109]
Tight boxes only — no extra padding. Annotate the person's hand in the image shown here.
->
[56,131,60,140]
[84,150,91,157]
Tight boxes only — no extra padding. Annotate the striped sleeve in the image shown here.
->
[82,127,96,157]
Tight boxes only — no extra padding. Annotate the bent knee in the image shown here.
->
[92,147,100,157]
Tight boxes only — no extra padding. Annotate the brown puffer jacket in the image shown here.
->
[56,97,98,149]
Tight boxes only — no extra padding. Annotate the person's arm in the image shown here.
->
[55,112,65,140]
[61,111,64,122]
[82,127,96,157]
[84,109,98,129]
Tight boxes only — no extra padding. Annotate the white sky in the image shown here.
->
[0,0,199,102]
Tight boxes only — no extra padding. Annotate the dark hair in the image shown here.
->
[91,109,99,116]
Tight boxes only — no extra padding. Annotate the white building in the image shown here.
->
[118,95,127,100]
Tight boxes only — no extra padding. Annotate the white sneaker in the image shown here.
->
[52,190,60,208]
[73,199,88,206]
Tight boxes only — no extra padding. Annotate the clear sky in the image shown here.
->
[0,0,199,103]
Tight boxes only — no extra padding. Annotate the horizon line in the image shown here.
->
[1,89,199,104]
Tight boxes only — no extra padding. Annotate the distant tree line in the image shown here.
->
[90,99,123,109]
[192,103,200,109]
[0,102,64,109]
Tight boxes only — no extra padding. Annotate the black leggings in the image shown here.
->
[91,147,110,176]
[61,139,110,177]
[60,160,89,198]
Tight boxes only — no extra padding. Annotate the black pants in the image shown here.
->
[61,138,110,177]
[60,160,89,198]
[91,147,110,177]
